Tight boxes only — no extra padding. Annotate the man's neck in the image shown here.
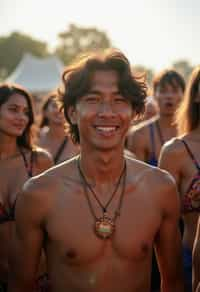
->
[79,147,125,185]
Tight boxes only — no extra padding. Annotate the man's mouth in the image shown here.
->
[94,126,119,133]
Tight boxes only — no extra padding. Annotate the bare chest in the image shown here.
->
[45,189,162,266]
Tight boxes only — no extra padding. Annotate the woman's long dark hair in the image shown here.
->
[0,83,35,149]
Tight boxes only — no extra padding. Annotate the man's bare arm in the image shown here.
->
[193,217,200,291]
[154,172,184,292]
[8,178,46,292]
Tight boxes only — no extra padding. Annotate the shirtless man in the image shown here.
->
[127,69,185,165]
[9,49,184,292]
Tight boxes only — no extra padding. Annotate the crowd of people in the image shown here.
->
[0,48,199,292]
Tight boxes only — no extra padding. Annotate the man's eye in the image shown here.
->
[85,96,99,103]
[114,97,126,103]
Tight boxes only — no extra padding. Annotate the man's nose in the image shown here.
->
[97,101,116,117]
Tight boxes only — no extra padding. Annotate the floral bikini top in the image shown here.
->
[181,140,200,213]
[0,149,34,223]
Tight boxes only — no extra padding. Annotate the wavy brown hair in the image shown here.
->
[0,83,35,149]
[175,66,200,135]
[58,49,147,144]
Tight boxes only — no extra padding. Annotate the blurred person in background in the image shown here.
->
[159,66,200,291]
[127,69,185,165]
[127,69,185,292]
[0,83,53,291]
[37,92,79,164]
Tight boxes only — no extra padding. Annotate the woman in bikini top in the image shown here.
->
[37,92,79,164]
[0,149,33,223]
[0,84,53,291]
[159,66,200,292]
[181,140,200,213]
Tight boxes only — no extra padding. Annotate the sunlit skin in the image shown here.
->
[0,93,53,283]
[127,84,184,162]
[71,71,134,152]
[9,71,184,292]
[159,127,200,291]
[159,79,200,291]
[159,127,200,247]
[37,98,79,163]
[0,94,29,139]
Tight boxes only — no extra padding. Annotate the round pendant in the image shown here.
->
[95,215,115,239]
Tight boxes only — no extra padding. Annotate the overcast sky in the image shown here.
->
[0,0,199,72]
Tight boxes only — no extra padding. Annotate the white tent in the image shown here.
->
[6,53,64,94]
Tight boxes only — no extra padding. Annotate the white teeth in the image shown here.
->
[96,127,116,132]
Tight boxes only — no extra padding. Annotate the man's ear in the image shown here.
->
[67,106,77,125]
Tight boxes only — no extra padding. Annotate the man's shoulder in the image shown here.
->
[127,156,163,181]
[146,167,179,212]
[24,155,78,196]
[127,157,176,194]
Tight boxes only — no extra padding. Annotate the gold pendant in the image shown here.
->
[95,214,115,239]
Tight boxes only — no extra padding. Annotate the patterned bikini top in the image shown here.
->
[181,140,200,213]
[0,149,34,223]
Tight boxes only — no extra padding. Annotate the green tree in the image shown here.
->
[0,31,49,78]
[55,24,112,65]
[172,60,193,81]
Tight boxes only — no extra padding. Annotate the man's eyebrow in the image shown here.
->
[86,89,121,94]
[113,90,121,95]
[85,90,101,95]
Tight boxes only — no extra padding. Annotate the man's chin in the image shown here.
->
[93,141,122,152]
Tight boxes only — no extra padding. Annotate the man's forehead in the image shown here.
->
[90,70,119,88]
